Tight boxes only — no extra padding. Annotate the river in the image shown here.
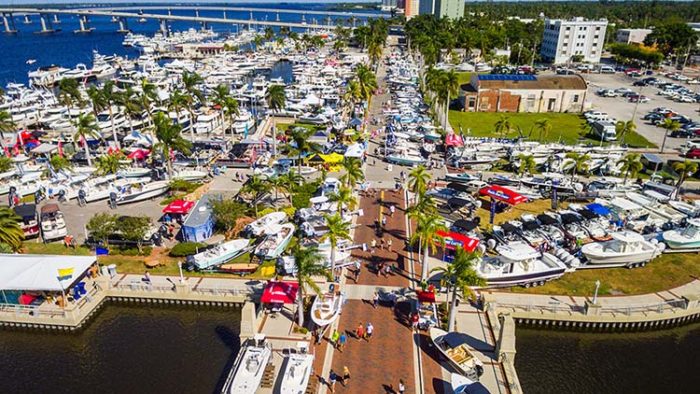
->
[0,304,241,394]
[515,323,700,394]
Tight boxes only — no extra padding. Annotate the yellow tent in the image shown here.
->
[319,152,344,164]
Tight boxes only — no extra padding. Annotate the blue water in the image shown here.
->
[0,3,381,86]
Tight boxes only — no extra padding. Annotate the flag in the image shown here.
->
[57,140,64,157]
[57,267,74,281]
[96,247,109,256]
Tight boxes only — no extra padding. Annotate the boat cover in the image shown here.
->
[522,220,540,231]
[537,214,558,226]
[586,203,611,216]
[162,199,195,215]
[560,213,582,224]
[436,230,480,252]
[13,204,36,219]
[500,223,519,234]
[452,219,478,232]
[260,281,299,304]
[479,185,527,205]
[127,149,150,160]
[446,182,471,193]
[577,209,598,220]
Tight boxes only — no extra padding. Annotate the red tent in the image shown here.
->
[479,185,527,205]
[127,149,150,160]
[416,290,436,303]
[162,200,195,215]
[445,132,464,147]
[260,281,299,304]
[437,230,480,253]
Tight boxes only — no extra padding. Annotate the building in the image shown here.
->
[381,0,398,11]
[616,28,652,44]
[418,0,436,15]
[540,17,608,64]
[459,74,589,113]
[404,0,419,19]
[417,0,462,19]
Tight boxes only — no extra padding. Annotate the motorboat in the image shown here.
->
[40,203,67,242]
[450,373,490,394]
[429,328,484,379]
[581,231,665,266]
[386,151,425,166]
[243,211,287,238]
[476,242,567,288]
[186,239,250,270]
[625,192,685,223]
[254,223,295,260]
[310,283,344,327]
[413,290,438,330]
[221,334,272,394]
[115,180,170,205]
[662,219,700,249]
[171,169,209,182]
[13,204,39,239]
[445,172,481,184]
[76,176,151,203]
[277,343,314,394]
[668,200,700,218]
[117,167,152,178]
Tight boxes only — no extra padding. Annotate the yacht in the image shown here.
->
[476,241,567,288]
[186,239,250,270]
[277,343,314,394]
[581,231,665,266]
[114,180,170,205]
[221,334,272,394]
[28,65,68,87]
[662,219,700,249]
[310,283,344,327]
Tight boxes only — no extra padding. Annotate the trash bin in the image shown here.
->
[101,266,110,276]
[107,264,117,278]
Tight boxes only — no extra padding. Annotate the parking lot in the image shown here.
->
[582,71,700,153]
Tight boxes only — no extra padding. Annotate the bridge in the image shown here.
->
[0,6,379,34]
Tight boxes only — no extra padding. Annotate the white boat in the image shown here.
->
[291,166,318,176]
[581,231,665,265]
[254,223,294,259]
[662,219,700,249]
[40,203,67,242]
[117,167,152,178]
[445,172,481,183]
[76,176,151,203]
[625,192,685,223]
[172,169,208,182]
[115,180,170,205]
[386,151,425,166]
[243,211,287,237]
[310,283,344,327]
[277,343,314,394]
[450,373,490,394]
[186,239,250,270]
[476,242,567,288]
[668,200,700,218]
[221,334,272,394]
[429,327,484,379]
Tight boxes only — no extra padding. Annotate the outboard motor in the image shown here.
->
[34,190,43,204]
[78,189,87,207]
[57,189,66,202]
[108,191,117,209]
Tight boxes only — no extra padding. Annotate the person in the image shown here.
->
[398,379,406,394]
[384,263,392,277]
[338,332,347,352]
[354,261,361,283]
[143,271,152,285]
[411,312,419,331]
[370,238,377,250]
[331,329,340,348]
[380,238,385,250]
[342,366,351,387]
[387,238,393,252]
[365,322,374,341]
[372,291,379,308]
[329,370,338,393]
[382,216,387,227]
[356,322,365,340]
[389,204,395,216]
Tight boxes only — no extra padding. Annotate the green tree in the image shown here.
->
[328,186,356,213]
[182,71,204,140]
[168,89,190,137]
[100,81,121,148]
[116,216,151,253]
[430,249,485,331]
[659,119,680,153]
[368,40,383,65]
[267,84,286,113]
[210,197,248,239]
[72,113,100,166]
[95,152,127,175]
[617,153,643,184]
[615,120,637,146]
[339,157,364,188]
[212,84,233,134]
[0,110,16,139]
[138,78,158,125]
[408,165,431,202]
[57,78,82,111]
[0,156,12,173]
[0,207,24,252]
[321,213,351,272]
[86,212,118,246]
[289,127,321,175]
[494,115,513,138]
[49,154,73,172]
[411,213,447,281]
[291,244,331,327]
[354,63,378,105]
[241,175,272,217]
[644,22,699,56]
[153,112,192,178]
[565,152,590,181]
[535,119,551,142]
[517,154,537,176]
[86,85,107,118]
[672,160,699,196]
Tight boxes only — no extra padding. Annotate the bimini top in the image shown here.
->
[611,231,645,244]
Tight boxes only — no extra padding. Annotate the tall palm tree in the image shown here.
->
[494,115,512,138]
[659,118,680,153]
[340,157,364,188]
[439,70,459,129]
[354,64,378,105]
[430,249,485,331]
[321,213,351,272]
[100,81,121,148]
[368,41,383,65]
[57,78,82,112]
[222,97,240,135]
[535,119,551,142]
[408,165,431,202]
[212,84,232,133]
[267,175,289,202]
[343,79,361,109]
[153,112,192,177]
[411,213,447,281]
[267,84,286,113]
[615,120,636,145]
[289,127,320,174]
[0,110,16,140]
[181,71,204,139]
[168,89,191,140]
[86,85,106,117]
[117,86,143,135]
[565,152,590,181]
[617,153,643,184]
[517,154,537,176]
[263,26,274,41]
[95,152,127,175]
[672,160,699,197]
[328,186,356,213]
[0,207,24,252]
[291,244,331,327]
[72,113,100,166]
[406,194,438,270]
[241,175,272,217]
[277,171,303,199]
[138,78,158,126]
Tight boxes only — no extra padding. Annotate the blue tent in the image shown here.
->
[586,203,611,216]
[181,196,214,242]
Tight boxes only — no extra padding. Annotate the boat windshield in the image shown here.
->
[682,225,699,239]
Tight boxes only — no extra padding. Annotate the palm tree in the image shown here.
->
[408,165,431,202]
[406,195,438,267]
[565,152,590,181]
[212,84,232,134]
[86,85,106,117]
[343,79,361,109]
[153,112,192,178]
[672,160,699,197]
[321,213,351,272]
[72,113,100,166]
[439,70,459,130]
[268,175,289,202]
[181,71,204,139]
[617,153,643,184]
[57,78,82,112]
[289,127,320,174]
[49,154,72,172]
[222,97,240,135]
[368,40,383,65]
[340,157,364,188]
[517,154,537,176]
[535,119,551,142]
[95,152,127,175]
[100,81,121,148]
[267,84,286,113]
[241,175,272,217]
[263,26,274,41]
[494,115,512,138]
[0,207,24,252]
[117,86,143,135]
[411,213,447,281]
[291,244,331,327]
[659,118,680,153]
[615,120,636,145]
[354,64,378,105]
[277,171,303,198]
[328,186,356,213]
[430,249,485,331]
[0,110,16,140]
[138,78,158,125]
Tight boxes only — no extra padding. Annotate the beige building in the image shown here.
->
[616,28,652,44]
[459,74,589,113]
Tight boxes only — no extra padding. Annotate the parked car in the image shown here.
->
[671,129,694,138]
[685,148,700,159]
[632,80,647,87]
[599,65,615,74]
[596,88,617,97]
[628,95,650,103]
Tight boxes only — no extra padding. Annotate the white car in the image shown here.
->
[677,96,696,103]
[687,79,700,85]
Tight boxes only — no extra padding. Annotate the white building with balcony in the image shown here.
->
[540,17,608,64]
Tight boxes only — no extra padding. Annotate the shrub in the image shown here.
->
[169,179,201,193]
[169,242,207,257]
[257,207,276,218]
[281,205,296,218]
[115,246,153,256]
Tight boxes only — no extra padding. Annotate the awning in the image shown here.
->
[479,185,527,205]
[416,290,435,303]
[260,281,299,304]
[319,152,344,164]
[127,149,150,160]
[30,143,56,155]
[162,199,195,215]
[437,230,480,252]
[445,132,464,147]
[0,254,96,292]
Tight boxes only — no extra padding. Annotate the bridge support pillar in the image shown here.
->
[195,9,200,18]
[159,19,169,36]
[2,13,17,34]
[167,8,172,16]
[223,11,227,20]
[200,22,209,31]
[276,12,280,22]
[37,13,55,34]
[52,14,60,24]
[117,17,129,33]
[23,14,31,24]
[74,15,94,34]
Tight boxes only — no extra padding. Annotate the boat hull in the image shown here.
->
[482,267,566,288]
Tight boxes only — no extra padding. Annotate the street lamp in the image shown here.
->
[178,261,185,284]
[593,280,601,305]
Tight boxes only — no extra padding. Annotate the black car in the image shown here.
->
[632,80,646,87]
[671,129,694,138]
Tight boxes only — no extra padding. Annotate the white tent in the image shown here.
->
[344,143,365,159]
[0,254,95,291]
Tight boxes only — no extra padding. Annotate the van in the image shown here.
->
[599,66,615,74]
[591,121,617,141]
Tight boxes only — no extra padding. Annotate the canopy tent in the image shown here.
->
[260,281,299,304]
[162,199,195,215]
[437,230,480,253]
[586,203,611,216]
[348,117,363,127]
[0,254,95,292]
[30,143,56,155]
[445,132,464,147]
[318,152,344,164]
[344,143,365,159]
[479,185,527,205]
[416,290,436,303]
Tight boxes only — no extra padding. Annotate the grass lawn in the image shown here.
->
[512,253,700,296]
[448,111,656,148]
[276,122,325,134]
[474,199,567,232]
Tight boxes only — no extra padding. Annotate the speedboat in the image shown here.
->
[172,169,209,182]
[243,211,287,238]
[429,327,484,379]
[40,203,67,242]
[451,373,490,394]
[277,343,314,394]
[254,223,294,260]
[310,283,344,327]
[186,239,250,270]
[14,204,39,239]
[662,219,700,249]
[581,231,665,265]
[386,151,425,166]
[445,172,481,184]
[115,180,170,205]
[476,241,567,288]
[117,167,152,178]
[221,334,271,394]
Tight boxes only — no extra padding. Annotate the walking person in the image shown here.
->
[384,263,392,277]
[382,216,387,228]
[328,370,338,393]
[372,291,379,308]
[365,322,374,341]
[389,204,395,216]
[342,366,351,387]
[387,238,393,252]
[356,322,365,340]
[398,379,406,394]
[331,329,340,349]
[354,260,361,283]
[338,332,347,352]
